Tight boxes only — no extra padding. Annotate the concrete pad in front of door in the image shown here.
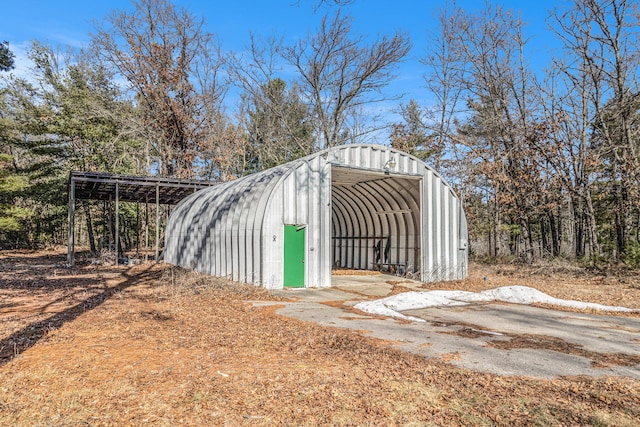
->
[330,273,425,297]
[272,273,422,301]
[261,275,640,380]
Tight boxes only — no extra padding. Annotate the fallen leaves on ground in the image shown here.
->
[0,251,639,426]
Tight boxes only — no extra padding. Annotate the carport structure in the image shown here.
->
[67,171,216,267]
[165,144,468,289]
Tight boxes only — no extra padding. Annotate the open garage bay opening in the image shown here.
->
[331,166,421,276]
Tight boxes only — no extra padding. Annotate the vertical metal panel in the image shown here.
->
[319,161,332,287]
[433,176,442,279]
[424,170,433,276]
[309,156,330,287]
[458,204,469,278]
[262,187,283,288]
[449,195,457,279]
[449,192,456,278]
[419,176,425,275]
[443,184,450,278]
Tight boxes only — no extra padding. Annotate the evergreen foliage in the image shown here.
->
[0,41,14,72]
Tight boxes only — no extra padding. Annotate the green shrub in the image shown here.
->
[622,242,640,268]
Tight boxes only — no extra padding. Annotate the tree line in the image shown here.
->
[1,0,639,267]
[393,0,640,266]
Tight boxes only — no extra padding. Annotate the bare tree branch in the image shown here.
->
[281,11,410,149]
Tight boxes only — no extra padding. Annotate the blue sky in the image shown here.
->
[2,0,561,138]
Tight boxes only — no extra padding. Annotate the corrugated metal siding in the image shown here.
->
[165,167,287,284]
[164,144,468,288]
[261,155,331,288]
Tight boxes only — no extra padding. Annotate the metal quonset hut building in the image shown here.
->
[164,144,468,289]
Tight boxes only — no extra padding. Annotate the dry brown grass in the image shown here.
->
[0,251,639,425]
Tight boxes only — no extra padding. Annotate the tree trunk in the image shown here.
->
[549,210,560,257]
[541,216,550,257]
[572,199,585,259]
[584,190,600,258]
[83,201,96,254]
[520,217,533,263]
[615,175,628,258]
[492,197,499,258]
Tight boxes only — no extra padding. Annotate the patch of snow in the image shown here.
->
[354,285,637,322]
[355,299,426,323]
[471,329,504,336]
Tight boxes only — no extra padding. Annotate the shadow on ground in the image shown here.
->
[0,251,159,366]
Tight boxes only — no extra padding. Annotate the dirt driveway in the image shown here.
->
[264,274,640,379]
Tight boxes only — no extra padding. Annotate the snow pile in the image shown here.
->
[354,285,637,323]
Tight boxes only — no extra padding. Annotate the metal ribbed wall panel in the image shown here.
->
[164,144,468,288]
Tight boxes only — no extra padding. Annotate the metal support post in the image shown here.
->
[155,184,160,262]
[115,181,119,264]
[67,177,75,267]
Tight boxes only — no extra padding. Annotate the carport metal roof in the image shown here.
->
[67,171,217,267]
[69,171,216,204]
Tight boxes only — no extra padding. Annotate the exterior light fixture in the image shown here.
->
[383,157,396,174]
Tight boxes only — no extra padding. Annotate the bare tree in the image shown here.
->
[582,0,640,259]
[92,0,226,178]
[534,3,603,259]
[422,3,467,170]
[198,111,249,181]
[229,35,314,171]
[545,0,640,261]
[425,3,547,261]
[281,11,411,149]
[424,0,640,263]
[295,0,355,12]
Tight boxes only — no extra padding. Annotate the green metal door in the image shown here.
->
[284,225,305,288]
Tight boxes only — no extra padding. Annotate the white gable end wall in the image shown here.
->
[261,156,331,289]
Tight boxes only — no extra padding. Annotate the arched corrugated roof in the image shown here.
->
[165,144,467,287]
[165,163,288,282]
